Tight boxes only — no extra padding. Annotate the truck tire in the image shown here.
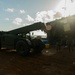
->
[32,38,45,54]
[16,40,30,56]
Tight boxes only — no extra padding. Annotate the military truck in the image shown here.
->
[1,15,75,55]
[0,22,45,56]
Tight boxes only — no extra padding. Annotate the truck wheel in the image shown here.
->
[16,40,30,56]
[32,38,45,54]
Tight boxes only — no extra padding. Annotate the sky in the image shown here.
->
[0,0,75,35]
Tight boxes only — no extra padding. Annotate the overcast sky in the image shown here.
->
[0,0,61,31]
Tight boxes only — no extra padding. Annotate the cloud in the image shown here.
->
[23,24,26,26]
[5,8,14,12]
[26,15,34,22]
[35,10,55,23]
[5,18,9,21]
[13,18,23,25]
[53,11,62,19]
[20,10,25,14]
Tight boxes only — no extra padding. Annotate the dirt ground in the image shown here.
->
[0,48,75,75]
